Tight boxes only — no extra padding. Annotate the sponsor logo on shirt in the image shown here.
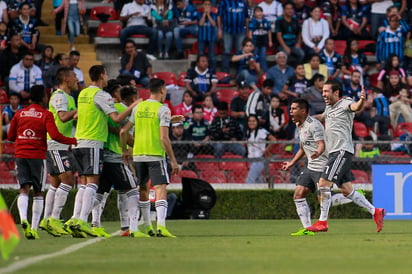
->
[19,128,41,140]
[21,109,43,118]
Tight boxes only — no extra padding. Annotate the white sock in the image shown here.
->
[79,183,98,222]
[32,196,44,229]
[73,185,86,219]
[99,191,110,222]
[118,191,129,230]
[17,193,29,222]
[346,189,375,215]
[43,186,56,219]
[126,189,139,232]
[155,200,168,227]
[91,193,104,227]
[294,198,311,228]
[331,193,353,207]
[52,183,72,219]
[139,200,151,227]
[319,187,331,221]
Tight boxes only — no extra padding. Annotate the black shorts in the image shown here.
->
[296,167,320,193]
[98,162,137,193]
[16,158,46,193]
[133,160,170,186]
[72,148,103,176]
[321,150,355,187]
[46,150,74,175]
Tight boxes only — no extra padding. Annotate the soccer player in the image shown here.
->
[40,67,78,237]
[306,80,385,233]
[69,65,138,237]
[120,78,183,237]
[8,85,77,240]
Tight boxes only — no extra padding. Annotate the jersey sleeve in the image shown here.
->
[311,120,325,142]
[159,105,171,127]
[94,91,117,115]
[45,111,77,145]
[51,93,69,112]
[128,105,138,125]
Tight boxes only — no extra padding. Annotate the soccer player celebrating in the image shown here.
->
[120,78,183,237]
[40,67,78,237]
[8,85,77,240]
[306,80,385,233]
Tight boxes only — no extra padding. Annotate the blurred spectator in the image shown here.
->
[231,38,261,91]
[0,0,8,24]
[341,39,368,85]
[355,135,380,173]
[275,2,304,65]
[258,0,283,33]
[268,94,287,138]
[11,2,39,51]
[119,39,152,88]
[370,0,395,40]
[266,51,295,100]
[340,0,370,40]
[218,0,249,73]
[389,85,412,128]
[292,0,310,24]
[119,0,157,60]
[0,34,27,82]
[209,101,245,158]
[319,38,342,81]
[7,0,36,21]
[116,74,136,86]
[43,53,70,89]
[246,78,273,127]
[35,45,54,77]
[301,6,329,56]
[248,6,272,71]
[301,73,325,115]
[378,5,409,34]
[0,21,9,52]
[34,0,47,26]
[377,54,407,89]
[175,90,193,120]
[384,69,407,101]
[2,92,22,138]
[8,52,43,99]
[151,0,173,59]
[53,0,64,35]
[284,63,309,99]
[69,50,85,90]
[304,54,328,80]
[184,54,218,104]
[183,105,212,155]
[53,0,85,51]
[406,34,412,88]
[343,69,362,100]
[197,0,218,70]
[230,81,250,132]
[173,0,198,59]
[169,121,191,168]
[322,0,341,39]
[245,114,276,184]
[376,14,409,68]
[202,95,217,123]
[368,87,390,135]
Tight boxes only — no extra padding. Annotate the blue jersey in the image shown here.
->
[248,17,271,48]
[373,95,390,117]
[343,84,361,101]
[198,11,217,42]
[174,3,198,25]
[376,26,408,63]
[235,51,259,73]
[218,0,249,34]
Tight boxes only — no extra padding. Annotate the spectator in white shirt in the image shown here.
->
[301,6,330,57]
[8,52,43,99]
[258,0,283,33]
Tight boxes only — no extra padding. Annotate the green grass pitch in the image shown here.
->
[1,219,412,274]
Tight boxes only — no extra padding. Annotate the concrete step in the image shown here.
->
[40,34,89,44]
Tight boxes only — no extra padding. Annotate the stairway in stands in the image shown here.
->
[37,1,102,84]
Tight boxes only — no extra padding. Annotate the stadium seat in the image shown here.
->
[179,169,198,179]
[269,169,290,184]
[152,72,177,86]
[90,6,118,21]
[219,155,248,170]
[0,171,16,184]
[194,154,218,171]
[137,89,150,100]
[353,121,369,138]
[197,6,218,13]
[258,73,267,88]
[94,22,122,45]
[199,170,227,183]
[2,142,15,154]
[226,169,248,183]
[0,161,8,171]
[177,72,186,87]
[395,122,412,136]
[369,72,379,88]
[334,40,346,55]
[216,89,238,104]
[0,88,8,103]
[130,34,149,45]
[351,169,370,184]
[216,72,235,87]
[358,40,376,55]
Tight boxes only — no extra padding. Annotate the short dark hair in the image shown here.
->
[8,92,22,102]
[124,39,136,48]
[89,65,106,82]
[262,79,274,88]
[291,98,310,114]
[218,101,228,111]
[105,79,121,96]
[19,2,31,10]
[69,50,80,57]
[54,53,66,63]
[196,54,208,64]
[192,104,203,113]
[116,74,135,86]
[29,85,46,103]
[324,79,343,97]
[242,37,254,47]
[149,78,165,94]
[311,73,325,84]
[56,67,74,85]
[120,85,137,101]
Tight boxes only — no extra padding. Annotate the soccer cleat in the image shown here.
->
[92,227,112,238]
[26,229,39,240]
[39,219,48,231]
[75,219,98,237]
[140,224,156,237]
[156,226,176,238]
[21,220,32,239]
[48,217,69,235]
[290,228,315,236]
[306,220,328,232]
[374,208,385,232]
[129,230,151,238]
[64,219,87,238]
[120,230,130,237]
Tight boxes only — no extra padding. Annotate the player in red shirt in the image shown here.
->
[8,85,77,240]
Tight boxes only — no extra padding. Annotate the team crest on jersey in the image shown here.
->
[63,159,71,168]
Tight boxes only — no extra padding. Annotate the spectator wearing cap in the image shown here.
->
[230,81,250,132]
[246,79,273,128]
[266,51,294,99]
[209,101,245,158]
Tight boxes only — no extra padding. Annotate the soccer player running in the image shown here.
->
[40,67,78,237]
[120,78,183,237]
[306,80,385,233]
[69,65,138,237]
[8,85,77,240]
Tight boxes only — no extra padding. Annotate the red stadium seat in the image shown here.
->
[152,72,177,86]
[216,72,235,87]
[219,155,248,170]
[0,161,8,171]
[199,170,227,183]
[137,89,150,100]
[0,88,8,103]
[2,142,15,154]
[90,6,118,21]
[97,22,121,37]
[194,154,218,171]
[358,40,376,55]
[334,40,346,55]
[258,73,267,88]
[369,72,379,88]
[0,171,16,184]
[226,169,249,183]
[353,121,369,138]
[179,169,198,179]
[197,6,218,13]
[351,169,370,184]
[395,122,412,136]
[216,89,238,104]
[177,72,186,87]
